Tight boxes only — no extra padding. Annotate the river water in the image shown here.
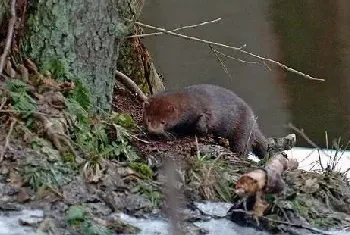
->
[2,201,350,235]
[140,0,350,149]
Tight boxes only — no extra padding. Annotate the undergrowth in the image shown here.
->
[188,153,236,202]
[1,58,140,190]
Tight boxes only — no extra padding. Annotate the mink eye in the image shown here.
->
[161,121,166,125]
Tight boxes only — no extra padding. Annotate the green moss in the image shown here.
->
[20,0,143,113]
[129,162,153,179]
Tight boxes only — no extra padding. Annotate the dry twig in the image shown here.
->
[287,123,331,171]
[0,118,17,162]
[209,45,233,80]
[0,0,17,77]
[134,21,325,82]
[210,45,270,71]
[128,17,221,38]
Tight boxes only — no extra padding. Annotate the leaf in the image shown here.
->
[82,220,112,235]
[67,206,87,224]
[6,79,30,92]
[111,112,136,129]
[66,98,89,124]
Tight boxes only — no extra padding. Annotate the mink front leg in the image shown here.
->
[195,113,210,135]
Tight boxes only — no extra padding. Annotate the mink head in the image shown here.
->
[142,97,180,134]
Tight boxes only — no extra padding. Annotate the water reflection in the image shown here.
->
[140,0,350,148]
[268,0,350,147]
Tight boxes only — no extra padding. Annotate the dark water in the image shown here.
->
[140,0,350,148]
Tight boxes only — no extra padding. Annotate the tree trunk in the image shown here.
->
[117,24,165,95]
[3,0,146,113]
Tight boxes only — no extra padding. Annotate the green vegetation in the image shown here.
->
[2,58,140,190]
[188,153,236,202]
[67,205,112,235]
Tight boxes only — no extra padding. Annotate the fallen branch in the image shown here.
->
[228,208,331,235]
[235,152,298,218]
[134,21,325,82]
[0,118,17,162]
[115,70,148,102]
[127,17,221,38]
[0,0,17,77]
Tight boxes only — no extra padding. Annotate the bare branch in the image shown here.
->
[127,17,221,38]
[0,0,17,77]
[134,21,325,82]
[115,70,148,102]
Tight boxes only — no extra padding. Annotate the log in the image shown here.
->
[234,152,298,218]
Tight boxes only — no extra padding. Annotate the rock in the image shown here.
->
[17,188,31,203]
[0,183,20,202]
[61,176,100,204]
[17,209,44,227]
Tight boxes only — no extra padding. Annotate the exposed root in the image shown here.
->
[115,70,148,102]
[0,117,17,162]
[0,0,17,77]
[31,112,77,159]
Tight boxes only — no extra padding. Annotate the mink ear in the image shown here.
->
[168,105,176,112]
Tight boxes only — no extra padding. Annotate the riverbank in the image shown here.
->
[0,73,349,234]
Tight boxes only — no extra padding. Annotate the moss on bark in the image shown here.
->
[20,0,144,113]
[117,25,165,95]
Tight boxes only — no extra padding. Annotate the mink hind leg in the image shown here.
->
[251,126,268,159]
[228,128,252,157]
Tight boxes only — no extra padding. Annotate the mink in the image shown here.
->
[143,84,268,158]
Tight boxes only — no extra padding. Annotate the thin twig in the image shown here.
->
[194,135,201,158]
[0,118,17,162]
[134,21,325,82]
[287,123,331,159]
[210,46,271,71]
[0,0,17,77]
[0,97,7,110]
[127,17,221,38]
[209,45,233,80]
[0,109,57,117]
[111,123,150,144]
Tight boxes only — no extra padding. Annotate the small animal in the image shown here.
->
[142,84,268,158]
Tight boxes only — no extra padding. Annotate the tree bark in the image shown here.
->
[13,0,145,113]
[117,25,165,95]
[0,0,11,41]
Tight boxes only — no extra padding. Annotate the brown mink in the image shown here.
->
[142,84,268,159]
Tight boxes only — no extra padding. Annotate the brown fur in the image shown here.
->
[143,84,268,158]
